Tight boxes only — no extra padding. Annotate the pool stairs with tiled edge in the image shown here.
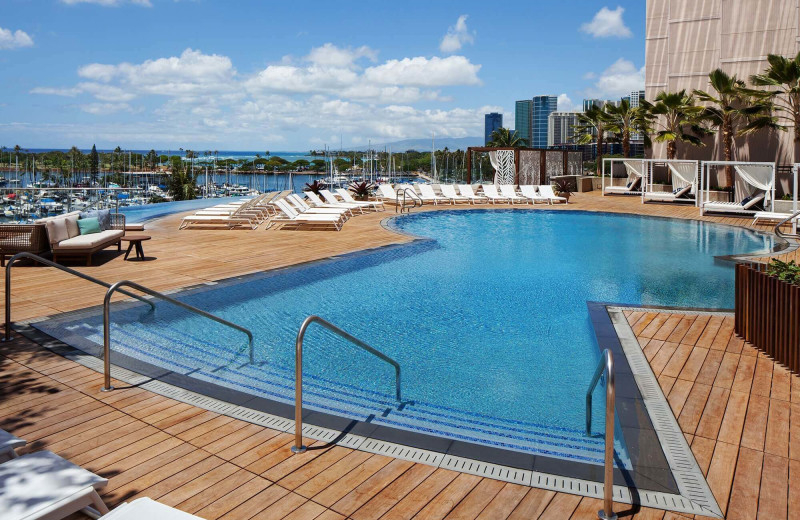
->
[43,316,630,469]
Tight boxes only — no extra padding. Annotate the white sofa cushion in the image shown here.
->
[45,219,69,245]
[52,229,123,251]
[64,215,80,238]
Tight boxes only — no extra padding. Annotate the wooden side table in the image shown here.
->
[121,235,151,261]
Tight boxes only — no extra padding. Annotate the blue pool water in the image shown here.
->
[118,197,243,223]
[36,210,774,466]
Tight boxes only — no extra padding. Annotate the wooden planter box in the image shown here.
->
[735,263,800,373]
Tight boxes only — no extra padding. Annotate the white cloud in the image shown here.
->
[557,93,579,112]
[305,43,377,68]
[364,56,481,87]
[580,6,632,38]
[0,27,34,50]
[80,102,133,114]
[60,0,152,6]
[585,58,644,98]
[439,15,474,53]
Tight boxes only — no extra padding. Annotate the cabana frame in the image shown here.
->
[700,160,776,215]
[601,158,646,200]
[641,159,700,207]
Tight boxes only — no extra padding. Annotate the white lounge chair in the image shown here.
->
[288,194,350,218]
[0,450,110,520]
[179,214,258,230]
[457,184,488,204]
[319,190,365,213]
[376,184,399,202]
[269,199,344,230]
[439,185,470,204]
[538,185,568,204]
[480,185,510,204]
[751,211,798,232]
[499,185,527,204]
[0,429,24,463]
[702,192,766,215]
[519,185,550,205]
[417,184,451,205]
[335,188,385,211]
[644,184,693,203]
[102,498,205,519]
[604,175,642,195]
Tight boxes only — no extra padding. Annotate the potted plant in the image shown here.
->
[552,178,575,203]
[304,180,325,196]
[348,181,376,201]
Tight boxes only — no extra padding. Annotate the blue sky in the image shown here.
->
[0,1,645,150]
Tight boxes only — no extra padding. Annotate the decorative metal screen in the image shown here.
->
[491,150,516,185]
[518,150,541,185]
[545,151,564,183]
[567,152,582,176]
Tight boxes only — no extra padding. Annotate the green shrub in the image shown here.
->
[766,259,800,285]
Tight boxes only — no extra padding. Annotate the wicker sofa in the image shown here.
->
[0,223,50,266]
[44,211,126,266]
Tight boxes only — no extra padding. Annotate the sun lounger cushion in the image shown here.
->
[53,229,124,250]
[0,451,108,520]
[102,498,205,519]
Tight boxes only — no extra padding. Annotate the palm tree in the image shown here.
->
[642,90,708,159]
[487,127,527,147]
[574,103,611,175]
[605,99,646,158]
[694,68,776,186]
[750,52,800,162]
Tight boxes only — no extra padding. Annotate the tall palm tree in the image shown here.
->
[605,99,649,158]
[750,52,800,162]
[574,103,611,175]
[694,68,776,186]
[487,127,527,147]
[642,90,708,159]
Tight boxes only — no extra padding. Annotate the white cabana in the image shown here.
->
[700,161,776,215]
[602,158,646,196]
[642,159,699,206]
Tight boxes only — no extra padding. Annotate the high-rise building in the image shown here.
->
[531,95,557,148]
[484,113,502,145]
[629,90,645,108]
[646,0,797,163]
[514,100,532,147]
[547,112,580,147]
[582,99,603,112]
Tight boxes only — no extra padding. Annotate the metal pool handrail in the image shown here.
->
[395,186,421,213]
[292,315,402,454]
[586,349,617,520]
[102,280,254,391]
[3,252,155,342]
[773,210,800,240]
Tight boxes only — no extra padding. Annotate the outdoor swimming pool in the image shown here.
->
[35,210,774,471]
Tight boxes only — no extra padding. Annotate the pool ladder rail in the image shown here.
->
[773,210,800,240]
[292,315,402,454]
[396,186,421,213]
[586,349,617,520]
[3,252,254,392]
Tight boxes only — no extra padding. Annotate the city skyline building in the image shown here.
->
[531,95,557,148]
[547,111,580,147]
[484,113,503,145]
[514,100,533,147]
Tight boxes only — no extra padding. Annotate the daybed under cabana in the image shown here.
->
[602,159,645,196]
[642,159,699,205]
[700,161,775,216]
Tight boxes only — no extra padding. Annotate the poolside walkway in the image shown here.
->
[1,307,795,519]
[1,191,798,519]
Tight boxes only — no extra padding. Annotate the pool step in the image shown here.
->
[74,320,627,466]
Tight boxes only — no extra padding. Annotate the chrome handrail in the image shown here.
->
[292,315,402,453]
[3,252,155,342]
[773,210,800,240]
[395,187,421,213]
[102,280,254,391]
[586,349,617,520]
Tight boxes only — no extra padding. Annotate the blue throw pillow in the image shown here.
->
[77,217,102,235]
[740,195,753,206]
[673,187,682,194]
[80,209,111,230]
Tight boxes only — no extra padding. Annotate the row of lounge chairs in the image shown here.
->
[376,183,567,205]
[0,428,202,519]
[180,188,385,231]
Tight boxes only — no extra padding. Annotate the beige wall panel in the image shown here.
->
[647,61,669,87]
[668,19,719,55]
[668,49,720,75]
[646,14,669,39]
[721,0,796,34]
[668,75,709,94]
[721,29,797,59]
[669,0,721,20]
[721,60,766,81]
[647,0,668,19]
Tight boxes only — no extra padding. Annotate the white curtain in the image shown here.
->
[668,163,697,194]
[489,150,515,185]
[733,164,773,204]
[621,160,644,187]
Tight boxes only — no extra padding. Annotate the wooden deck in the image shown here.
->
[1,191,798,519]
